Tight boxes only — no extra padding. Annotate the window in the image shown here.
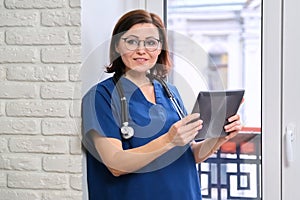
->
[166,0,262,199]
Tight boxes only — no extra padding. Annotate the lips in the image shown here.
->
[133,58,149,64]
[133,58,148,62]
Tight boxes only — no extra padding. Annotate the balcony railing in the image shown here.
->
[198,129,261,200]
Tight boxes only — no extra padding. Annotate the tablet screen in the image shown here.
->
[192,90,245,140]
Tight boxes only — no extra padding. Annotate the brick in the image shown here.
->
[73,82,82,99]
[74,82,82,98]
[9,137,68,153]
[0,82,38,99]
[8,172,68,189]
[69,65,81,81]
[0,189,40,200]
[0,11,39,27]
[7,65,68,82]
[6,28,68,45]
[41,46,81,63]
[0,47,38,63]
[69,28,81,44]
[0,66,6,81]
[0,138,8,153]
[70,137,82,154]
[43,155,82,173]
[5,0,66,9]
[0,155,40,171]
[0,101,5,117]
[0,31,4,44]
[42,118,81,135]
[69,0,81,8]
[70,174,82,190]
[0,173,6,187]
[70,100,81,117]
[6,101,68,117]
[42,191,82,200]
[0,118,39,134]
[41,83,81,99]
[41,10,80,27]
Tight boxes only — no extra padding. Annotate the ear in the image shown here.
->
[115,44,120,54]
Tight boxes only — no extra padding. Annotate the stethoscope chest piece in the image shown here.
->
[113,73,185,140]
[121,122,134,139]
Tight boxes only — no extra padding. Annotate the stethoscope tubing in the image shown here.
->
[113,73,186,139]
[170,97,185,119]
[147,73,185,119]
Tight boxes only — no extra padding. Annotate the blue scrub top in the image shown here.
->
[82,77,202,200]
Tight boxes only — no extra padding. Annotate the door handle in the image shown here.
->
[285,124,295,166]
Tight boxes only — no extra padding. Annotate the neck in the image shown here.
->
[124,71,150,87]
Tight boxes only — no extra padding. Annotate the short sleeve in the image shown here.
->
[81,83,122,157]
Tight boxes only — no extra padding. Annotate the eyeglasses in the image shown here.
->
[121,37,161,52]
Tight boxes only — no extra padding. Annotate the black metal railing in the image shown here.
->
[198,132,261,200]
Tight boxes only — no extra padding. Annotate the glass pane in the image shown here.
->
[166,0,262,199]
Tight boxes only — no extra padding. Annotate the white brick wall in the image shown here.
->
[0,0,83,199]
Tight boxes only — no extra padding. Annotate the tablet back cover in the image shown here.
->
[192,90,244,140]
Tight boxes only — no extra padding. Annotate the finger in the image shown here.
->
[225,122,242,134]
[176,123,201,144]
[225,119,239,129]
[185,116,202,133]
[172,130,198,146]
[225,122,242,132]
[240,98,245,105]
[225,131,239,140]
[227,114,240,122]
[181,119,203,135]
[181,113,201,125]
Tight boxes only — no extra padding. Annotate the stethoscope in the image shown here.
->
[112,73,186,139]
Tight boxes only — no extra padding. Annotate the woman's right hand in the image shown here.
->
[167,113,203,146]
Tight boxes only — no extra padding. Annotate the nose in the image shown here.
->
[137,41,146,50]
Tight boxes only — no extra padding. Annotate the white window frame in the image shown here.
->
[147,0,283,199]
[262,0,282,199]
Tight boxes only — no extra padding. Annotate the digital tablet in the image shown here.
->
[191,89,245,140]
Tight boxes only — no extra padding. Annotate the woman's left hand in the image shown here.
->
[191,114,243,163]
[223,114,242,140]
[211,114,242,151]
[208,114,243,151]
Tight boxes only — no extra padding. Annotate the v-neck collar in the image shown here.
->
[119,77,163,106]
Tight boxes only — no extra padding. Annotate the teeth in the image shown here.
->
[135,58,146,61]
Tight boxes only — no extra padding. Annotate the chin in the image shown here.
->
[129,65,154,73]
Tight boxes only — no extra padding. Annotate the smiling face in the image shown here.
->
[115,23,162,74]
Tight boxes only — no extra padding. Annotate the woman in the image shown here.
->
[82,9,242,200]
